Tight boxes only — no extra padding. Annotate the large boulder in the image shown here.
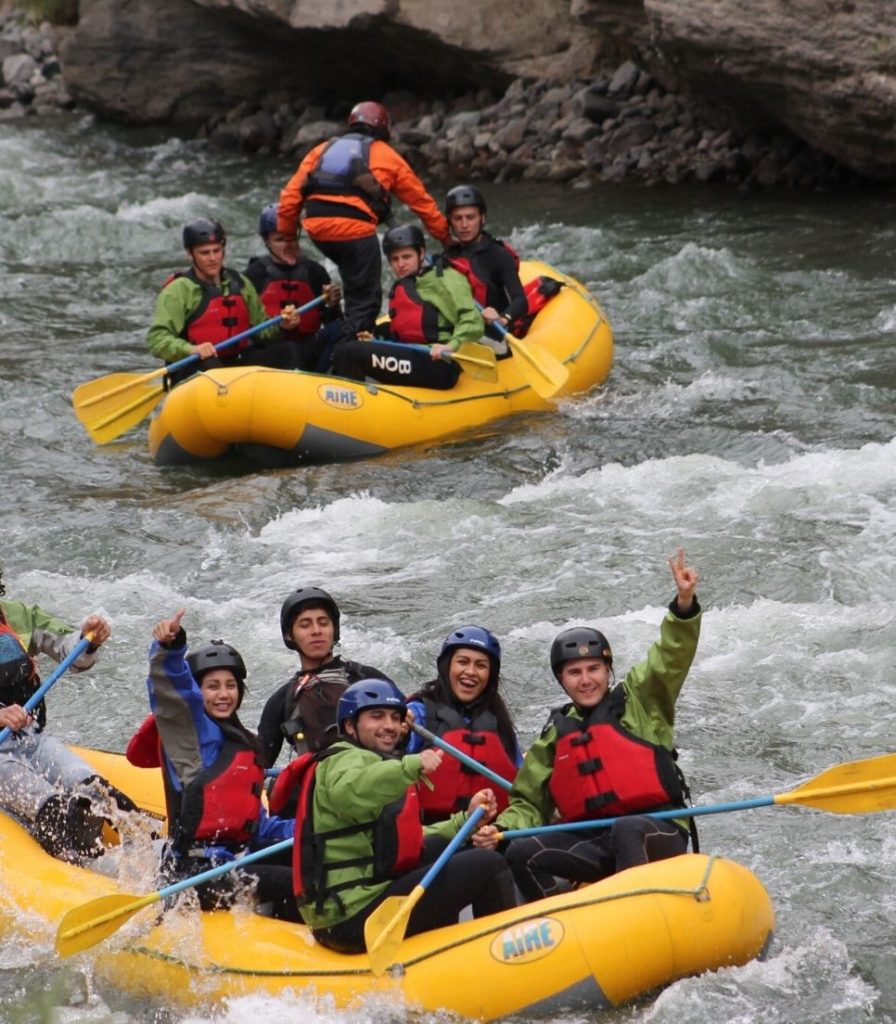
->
[58,0,585,127]
[571,0,896,180]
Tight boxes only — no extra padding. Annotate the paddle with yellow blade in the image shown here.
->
[494,753,896,842]
[73,295,326,445]
[365,804,486,976]
[475,302,569,399]
[55,836,294,958]
[371,339,498,383]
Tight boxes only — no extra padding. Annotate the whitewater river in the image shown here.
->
[2,113,895,1024]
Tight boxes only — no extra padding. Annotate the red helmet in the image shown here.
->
[348,101,391,140]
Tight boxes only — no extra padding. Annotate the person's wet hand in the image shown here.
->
[429,343,453,361]
[153,607,186,645]
[0,703,32,732]
[280,304,302,329]
[323,283,342,307]
[468,787,498,822]
[419,748,443,775]
[81,614,111,645]
[669,548,699,612]
[472,823,500,849]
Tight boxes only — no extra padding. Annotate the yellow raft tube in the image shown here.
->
[147,261,613,467]
[1,748,774,1019]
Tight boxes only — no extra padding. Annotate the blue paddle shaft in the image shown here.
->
[419,805,485,891]
[411,722,512,792]
[0,636,92,744]
[156,837,295,900]
[500,796,777,840]
[164,294,326,375]
[371,339,455,362]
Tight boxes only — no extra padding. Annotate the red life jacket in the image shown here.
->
[441,237,521,309]
[387,274,441,344]
[162,729,265,852]
[161,268,253,352]
[271,744,424,913]
[254,257,321,339]
[441,238,562,338]
[0,616,40,727]
[302,133,392,224]
[415,700,517,821]
[548,692,684,822]
[125,713,162,768]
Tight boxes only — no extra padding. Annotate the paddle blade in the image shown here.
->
[72,370,164,413]
[507,334,569,399]
[364,886,423,975]
[777,753,896,814]
[78,384,164,444]
[56,891,158,958]
[453,343,498,383]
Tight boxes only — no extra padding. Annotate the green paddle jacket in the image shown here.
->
[494,600,701,834]
[392,264,484,351]
[147,270,281,363]
[299,739,468,931]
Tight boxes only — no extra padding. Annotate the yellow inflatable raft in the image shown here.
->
[147,261,613,467]
[1,749,773,1019]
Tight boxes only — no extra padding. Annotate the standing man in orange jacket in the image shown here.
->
[277,101,451,336]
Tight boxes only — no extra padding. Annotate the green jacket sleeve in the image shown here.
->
[419,267,484,349]
[147,277,197,362]
[492,724,559,832]
[0,599,96,671]
[321,750,425,822]
[620,605,701,749]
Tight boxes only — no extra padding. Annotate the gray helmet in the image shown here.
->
[187,640,247,705]
[549,627,613,680]
[445,184,487,214]
[182,218,226,248]
[280,586,341,650]
[382,224,425,255]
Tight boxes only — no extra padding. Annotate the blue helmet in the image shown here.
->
[337,679,407,732]
[438,625,501,669]
[258,203,279,238]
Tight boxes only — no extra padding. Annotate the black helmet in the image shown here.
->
[280,586,341,650]
[382,224,425,255]
[549,627,612,680]
[182,218,226,249]
[445,184,487,214]
[337,678,406,733]
[187,640,247,704]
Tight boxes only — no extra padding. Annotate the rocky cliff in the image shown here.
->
[6,0,893,186]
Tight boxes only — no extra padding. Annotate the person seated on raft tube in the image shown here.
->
[267,678,516,953]
[257,586,390,769]
[129,608,299,921]
[473,549,701,902]
[0,564,130,862]
[147,218,304,387]
[276,100,451,337]
[405,626,522,824]
[331,225,484,390]
[242,203,344,372]
[438,184,527,353]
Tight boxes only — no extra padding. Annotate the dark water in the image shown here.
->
[2,113,896,1023]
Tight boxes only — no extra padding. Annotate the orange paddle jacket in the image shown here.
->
[277,137,450,245]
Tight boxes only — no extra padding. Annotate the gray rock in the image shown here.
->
[2,52,36,88]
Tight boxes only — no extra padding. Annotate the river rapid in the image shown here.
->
[1,113,895,1024]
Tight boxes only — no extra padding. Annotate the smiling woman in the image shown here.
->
[405,625,522,823]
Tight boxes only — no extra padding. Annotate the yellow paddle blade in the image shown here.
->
[453,343,498,383]
[77,383,165,445]
[56,890,160,958]
[508,332,569,399]
[72,368,166,413]
[775,753,896,814]
[364,884,424,976]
